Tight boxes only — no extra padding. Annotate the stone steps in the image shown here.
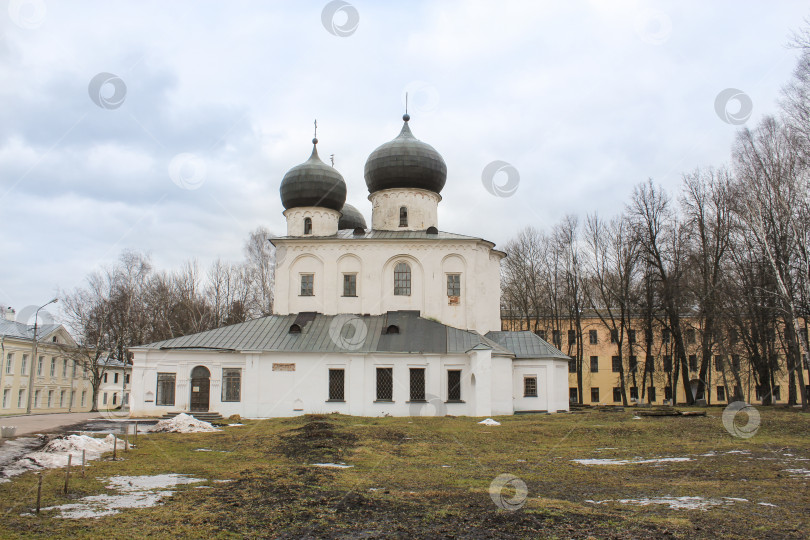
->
[161,411,223,422]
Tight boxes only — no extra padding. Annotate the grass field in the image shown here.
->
[0,407,808,538]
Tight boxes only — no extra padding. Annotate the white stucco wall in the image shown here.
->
[284,207,340,237]
[274,238,504,334]
[369,188,440,231]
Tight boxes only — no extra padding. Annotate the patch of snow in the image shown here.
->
[478,418,501,426]
[783,468,810,477]
[725,450,751,454]
[311,463,353,469]
[37,474,205,519]
[572,457,692,466]
[3,435,120,480]
[226,423,244,427]
[213,479,234,483]
[441,465,451,468]
[149,413,220,433]
[723,497,749,502]
[758,502,778,507]
[632,416,641,420]
[588,496,732,511]
[194,448,229,453]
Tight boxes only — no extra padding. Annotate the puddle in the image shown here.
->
[573,457,692,466]
[33,474,205,519]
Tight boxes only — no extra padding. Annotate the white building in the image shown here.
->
[130,115,570,418]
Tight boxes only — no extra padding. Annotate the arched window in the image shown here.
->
[394,262,411,296]
[304,217,312,235]
[399,206,408,227]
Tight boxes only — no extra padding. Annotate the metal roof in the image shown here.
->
[0,319,62,342]
[271,229,486,242]
[484,331,571,360]
[135,311,513,356]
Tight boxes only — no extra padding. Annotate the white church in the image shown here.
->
[130,114,570,418]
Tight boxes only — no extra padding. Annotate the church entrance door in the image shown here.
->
[190,366,210,412]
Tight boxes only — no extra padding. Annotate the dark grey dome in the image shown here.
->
[338,203,367,230]
[364,116,447,195]
[280,142,347,211]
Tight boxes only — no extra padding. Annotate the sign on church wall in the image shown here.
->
[272,363,296,372]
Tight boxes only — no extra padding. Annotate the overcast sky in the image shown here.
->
[1,0,807,321]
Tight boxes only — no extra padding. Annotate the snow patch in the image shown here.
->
[587,496,730,511]
[478,418,501,426]
[36,474,205,519]
[783,468,810,477]
[311,463,353,469]
[149,414,220,433]
[3,435,120,480]
[572,457,692,466]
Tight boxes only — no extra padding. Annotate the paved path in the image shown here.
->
[0,412,103,436]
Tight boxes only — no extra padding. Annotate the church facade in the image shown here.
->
[129,115,570,418]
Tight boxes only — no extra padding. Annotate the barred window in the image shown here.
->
[300,274,314,296]
[394,262,411,296]
[447,370,461,401]
[304,217,312,235]
[376,367,393,401]
[446,274,460,296]
[156,372,176,406]
[343,274,357,297]
[612,356,621,373]
[222,368,241,402]
[399,206,408,227]
[524,376,537,397]
[409,368,425,401]
[328,369,345,401]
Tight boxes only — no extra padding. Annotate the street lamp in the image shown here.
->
[26,298,58,414]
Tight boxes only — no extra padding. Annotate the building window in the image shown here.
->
[104,373,108,383]
[773,386,781,401]
[662,329,670,343]
[114,373,119,384]
[552,330,561,347]
[103,393,107,405]
[447,274,461,297]
[33,390,40,408]
[300,274,314,296]
[303,217,312,235]
[17,390,25,408]
[70,390,75,406]
[72,361,77,378]
[343,274,357,297]
[732,355,741,371]
[410,368,426,401]
[716,386,726,401]
[37,356,43,376]
[590,387,600,402]
[21,354,28,375]
[60,390,66,408]
[394,262,411,296]
[645,329,653,343]
[613,387,622,402]
[47,390,53,408]
[569,388,578,403]
[629,387,638,400]
[629,356,638,373]
[328,369,345,401]
[156,373,176,406]
[81,391,86,407]
[376,367,393,401]
[125,374,130,384]
[689,355,698,371]
[524,376,538,397]
[611,356,621,373]
[646,355,655,372]
[5,353,12,374]
[686,328,696,344]
[589,330,598,344]
[112,393,117,405]
[714,355,724,371]
[536,329,546,340]
[447,370,462,401]
[568,358,576,373]
[729,328,739,345]
[590,356,599,373]
[568,330,577,345]
[222,368,242,402]
[610,329,618,343]
[648,387,656,401]
[2,389,8,408]
[49,357,56,377]
[399,206,408,227]
[664,386,672,400]
[628,330,636,343]
[663,355,672,372]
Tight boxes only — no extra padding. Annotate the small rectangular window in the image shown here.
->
[37,356,43,376]
[34,390,40,408]
[612,387,622,402]
[716,386,726,401]
[17,390,24,408]
[536,329,546,340]
[524,376,538,397]
[732,355,741,371]
[610,329,618,343]
[552,330,561,347]
[102,393,107,405]
[773,386,781,401]
[81,391,86,407]
[646,355,655,372]
[629,356,638,373]
[114,373,119,384]
[376,367,393,401]
[342,274,357,297]
[590,356,599,373]
[222,368,242,402]
[663,355,672,372]
[446,274,461,297]
[664,386,672,400]
[60,390,65,408]
[300,274,314,296]
[112,393,117,405]
[569,387,578,402]
[21,354,28,375]
[399,206,408,227]
[568,358,576,373]
[648,387,656,401]
[70,390,75,406]
[2,389,9,408]
[589,330,598,344]
[156,373,176,406]
[689,355,698,371]
[567,330,576,345]
[447,370,461,401]
[662,329,670,343]
[590,387,600,402]
[328,369,345,401]
[628,330,636,343]
[629,387,638,400]
[62,358,68,378]
[612,356,621,373]
[47,390,53,408]
[50,358,55,377]
[5,353,12,375]
[409,368,426,401]
[714,355,724,371]
[686,328,696,344]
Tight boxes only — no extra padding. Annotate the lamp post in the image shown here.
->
[26,298,58,414]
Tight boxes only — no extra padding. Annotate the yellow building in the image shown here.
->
[502,313,810,406]
[0,308,93,415]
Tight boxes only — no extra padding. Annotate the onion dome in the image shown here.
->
[338,203,367,230]
[364,114,447,195]
[280,138,347,211]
